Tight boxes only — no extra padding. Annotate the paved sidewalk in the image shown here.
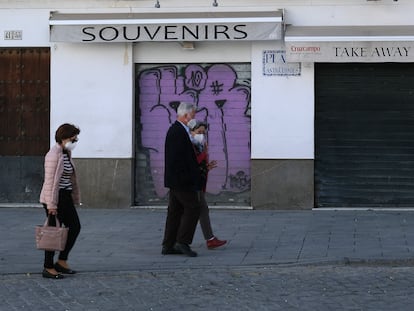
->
[1,207,414,275]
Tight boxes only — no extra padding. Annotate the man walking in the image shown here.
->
[162,102,203,257]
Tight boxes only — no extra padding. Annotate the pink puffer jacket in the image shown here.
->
[39,144,80,210]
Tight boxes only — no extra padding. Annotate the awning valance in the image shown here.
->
[50,11,283,43]
[285,26,414,62]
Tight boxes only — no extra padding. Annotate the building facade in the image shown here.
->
[1,0,413,209]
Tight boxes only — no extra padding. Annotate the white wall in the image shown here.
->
[134,41,251,63]
[284,4,414,26]
[0,9,50,46]
[0,0,410,11]
[251,42,314,159]
[5,0,414,161]
[51,42,133,158]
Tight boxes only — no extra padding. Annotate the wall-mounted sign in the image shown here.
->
[286,41,414,63]
[4,30,22,40]
[285,26,414,63]
[263,50,301,76]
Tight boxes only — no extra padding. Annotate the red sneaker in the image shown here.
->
[207,237,227,249]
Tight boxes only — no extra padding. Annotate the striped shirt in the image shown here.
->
[59,153,73,190]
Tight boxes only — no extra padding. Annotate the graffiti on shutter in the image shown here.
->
[135,63,251,206]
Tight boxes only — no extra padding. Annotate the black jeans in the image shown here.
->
[43,189,81,269]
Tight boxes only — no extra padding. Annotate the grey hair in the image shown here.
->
[177,102,196,117]
[188,119,207,131]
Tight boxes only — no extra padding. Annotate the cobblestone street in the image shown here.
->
[2,265,414,311]
[2,207,414,310]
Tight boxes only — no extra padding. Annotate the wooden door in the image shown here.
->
[0,48,50,202]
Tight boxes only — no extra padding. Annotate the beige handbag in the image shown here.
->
[35,215,68,251]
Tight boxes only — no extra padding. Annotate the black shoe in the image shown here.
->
[175,243,197,257]
[161,245,183,255]
[54,263,77,274]
[42,269,64,279]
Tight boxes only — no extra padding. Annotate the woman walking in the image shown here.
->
[188,119,227,249]
[39,123,81,279]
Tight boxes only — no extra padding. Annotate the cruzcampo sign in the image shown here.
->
[285,41,414,63]
[49,12,283,43]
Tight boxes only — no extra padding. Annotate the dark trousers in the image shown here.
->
[199,192,214,240]
[43,189,81,269]
[162,190,201,248]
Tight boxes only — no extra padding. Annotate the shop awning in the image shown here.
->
[285,26,414,62]
[50,11,283,43]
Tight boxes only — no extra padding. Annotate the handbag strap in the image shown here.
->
[44,215,61,227]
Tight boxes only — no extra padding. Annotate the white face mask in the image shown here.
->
[193,134,205,145]
[64,141,77,151]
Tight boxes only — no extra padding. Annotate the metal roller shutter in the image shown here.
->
[134,63,251,207]
[315,63,414,207]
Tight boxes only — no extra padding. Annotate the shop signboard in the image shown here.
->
[286,41,414,63]
[50,11,283,43]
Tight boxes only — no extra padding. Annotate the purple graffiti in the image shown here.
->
[138,64,250,198]
[185,64,207,91]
